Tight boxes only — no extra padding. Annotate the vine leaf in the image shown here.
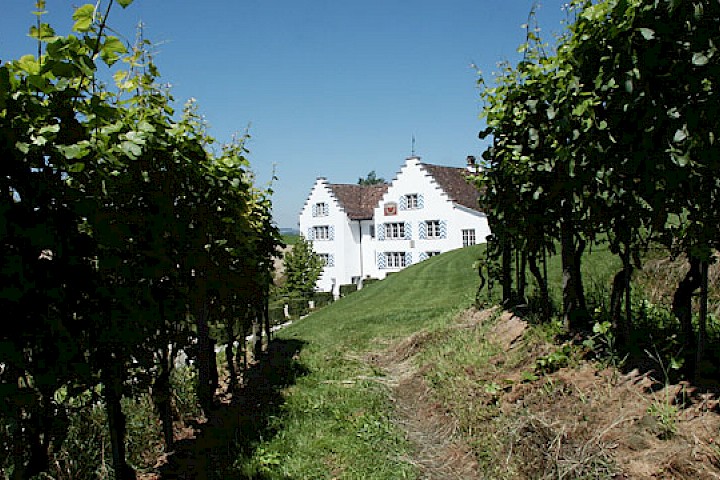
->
[72,4,95,33]
[100,36,127,66]
[638,28,655,40]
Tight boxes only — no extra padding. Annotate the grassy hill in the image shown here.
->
[231,243,719,479]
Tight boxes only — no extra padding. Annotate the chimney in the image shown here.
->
[466,155,478,173]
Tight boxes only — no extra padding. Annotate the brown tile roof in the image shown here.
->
[329,183,389,220]
[421,163,482,211]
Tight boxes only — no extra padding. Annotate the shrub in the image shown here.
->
[339,284,358,297]
[171,365,202,422]
[288,296,310,318]
[313,291,334,308]
[269,305,286,325]
[362,278,379,287]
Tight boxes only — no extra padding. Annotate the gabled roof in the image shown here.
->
[421,163,481,211]
[329,183,389,220]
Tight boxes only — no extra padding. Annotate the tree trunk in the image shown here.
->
[251,311,262,360]
[528,252,549,317]
[517,250,527,304]
[236,330,246,373]
[501,235,513,306]
[696,260,709,379]
[263,289,271,347]
[25,390,55,478]
[610,249,633,347]
[225,340,237,393]
[153,346,174,452]
[610,269,627,337]
[102,362,134,480]
[560,221,588,330]
[194,300,213,412]
[9,404,26,480]
[672,257,701,375]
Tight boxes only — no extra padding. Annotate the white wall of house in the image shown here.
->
[299,178,341,295]
[299,157,492,294]
[298,178,364,297]
[367,156,491,280]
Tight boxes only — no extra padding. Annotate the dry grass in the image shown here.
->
[376,307,720,480]
[637,252,720,318]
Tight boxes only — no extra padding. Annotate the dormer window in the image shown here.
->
[313,202,329,217]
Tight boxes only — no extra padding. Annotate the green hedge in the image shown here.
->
[313,292,334,308]
[339,284,358,297]
[362,278,379,287]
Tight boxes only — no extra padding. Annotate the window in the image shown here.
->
[426,251,441,258]
[318,253,334,267]
[313,202,328,217]
[406,194,419,209]
[425,220,442,239]
[401,193,423,210]
[462,229,476,246]
[384,222,405,239]
[313,225,330,240]
[370,224,376,238]
[385,252,406,268]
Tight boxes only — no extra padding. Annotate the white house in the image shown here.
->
[298,156,491,296]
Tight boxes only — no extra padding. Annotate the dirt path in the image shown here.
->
[150,339,306,480]
[367,309,505,479]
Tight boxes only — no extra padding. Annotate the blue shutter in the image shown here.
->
[418,252,428,262]
[312,204,318,217]
[377,224,385,241]
[329,225,335,241]
[404,222,412,240]
[399,195,408,211]
[328,254,335,267]
[307,228,314,240]
[405,252,412,266]
[377,252,386,270]
[440,220,447,239]
[418,221,427,240]
[417,194,425,209]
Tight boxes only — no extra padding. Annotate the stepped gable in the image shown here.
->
[421,163,482,212]
[329,183,389,220]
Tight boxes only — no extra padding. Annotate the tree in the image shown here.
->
[0,1,282,476]
[282,236,325,297]
[357,170,386,185]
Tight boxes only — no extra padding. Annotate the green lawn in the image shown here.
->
[234,242,619,478]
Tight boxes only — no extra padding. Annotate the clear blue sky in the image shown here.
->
[1,1,570,228]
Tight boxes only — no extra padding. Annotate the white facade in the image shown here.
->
[367,156,491,279]
[297,178,343,295]
[298,157,491,296]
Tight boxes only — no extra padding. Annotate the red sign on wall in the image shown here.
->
[384,202,397,216]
